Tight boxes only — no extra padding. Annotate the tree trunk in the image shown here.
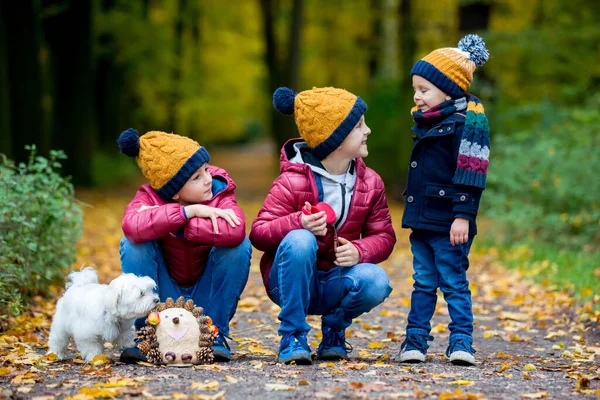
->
[260,0,303,151]
[395,0,417,190]
[0,2,11,157]
[169,0,186,133]
[1,1,46,162]
[44,0,96,185]
[96,0,125,151]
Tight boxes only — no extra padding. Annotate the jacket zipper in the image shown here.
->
[335,183,346,229]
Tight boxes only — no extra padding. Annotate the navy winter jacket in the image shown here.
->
[401,113,483,235]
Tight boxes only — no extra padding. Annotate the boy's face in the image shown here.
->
[172,163,213,205]
[338,115,371,159]
[412,75,450,112]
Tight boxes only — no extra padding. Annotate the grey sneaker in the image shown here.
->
[396,334,433,363]
[447,338,476,366]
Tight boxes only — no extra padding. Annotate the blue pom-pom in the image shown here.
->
[273,87,296,115]
[117,128,140,157]
[458,34,489,67]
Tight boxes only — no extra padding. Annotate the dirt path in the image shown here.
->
[1,142,598,399]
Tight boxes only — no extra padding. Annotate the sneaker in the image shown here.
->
[317,326,352,361]
[396,334,433,363]
[447,338,476,366]
[213,333,232,362]
[278,332,312,365]
[119,347,148,364]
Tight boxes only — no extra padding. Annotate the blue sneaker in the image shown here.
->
[397,334,433,363]
[278,332,312,365]
[213,333,232,362]
[446,338,476,366]
[317,326,352,360]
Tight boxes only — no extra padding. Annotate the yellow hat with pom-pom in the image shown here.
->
[273,86,367,160]
[117,129,210,200]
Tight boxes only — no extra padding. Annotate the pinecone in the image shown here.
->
[184,299,195,311]
[147,348,162,364]
[192,306,204,317]
[175,296,185,308]
[155,303,166,312]
[137,340,151,354]
[200,324,210,334]
[199,339,213,347]
[198,315,210,325]
[196,347,214,364]
[137,326,155,342]
[200,333,214,343]
[165,298,175,308]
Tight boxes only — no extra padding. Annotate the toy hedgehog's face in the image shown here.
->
[158,308,197,341]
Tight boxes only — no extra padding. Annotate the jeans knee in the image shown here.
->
[357,265,392,307]
[280,229,318,256]
[120,237,156,263]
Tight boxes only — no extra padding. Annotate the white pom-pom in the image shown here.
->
[458,34,489,67]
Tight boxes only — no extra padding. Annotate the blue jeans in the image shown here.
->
[268,230,392,336]
[406,230,473,343]
[120,237,252,335]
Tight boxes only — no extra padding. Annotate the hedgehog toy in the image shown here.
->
[137,296,218,366]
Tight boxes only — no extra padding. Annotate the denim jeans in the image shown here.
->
[406,230,474,344]
[267,229,392,336]
[120,237,252,335]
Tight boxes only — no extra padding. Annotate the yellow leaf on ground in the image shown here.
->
[524,364,536,371]
[449,380,474,385]
[520,392,549,399]
[522,371,532,380]
[368,341,383,349]
[90,354,109,367]
[224,375,238,383]
[190,381,220,390]
[78,387,119,398]
[0,366,12,375]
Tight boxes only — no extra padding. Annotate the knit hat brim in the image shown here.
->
[411,60,465,98]
[311,97,368,160]
[155,147,211,200]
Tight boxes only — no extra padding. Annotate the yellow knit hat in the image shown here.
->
[411,34,489,98]
[273,86,368,160]
[117,129,210,200]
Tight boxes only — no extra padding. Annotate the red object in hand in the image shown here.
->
[302,202,336,224]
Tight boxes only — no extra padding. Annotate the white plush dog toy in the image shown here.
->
[48,267,159,362]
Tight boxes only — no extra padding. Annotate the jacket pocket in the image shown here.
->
[423,184,455,222]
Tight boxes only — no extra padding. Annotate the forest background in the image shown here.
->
[0,0,599,315]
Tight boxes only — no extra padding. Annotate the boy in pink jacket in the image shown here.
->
[250,87,396,364]
[117,129,251,363]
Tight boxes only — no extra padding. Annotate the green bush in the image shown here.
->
[0,146,83,321]
[483,95,600,251]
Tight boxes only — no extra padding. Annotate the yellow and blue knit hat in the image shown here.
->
[118,129,210,200]
[273,86,367,160]
[411,34,489,98]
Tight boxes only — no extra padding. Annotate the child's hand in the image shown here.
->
[301,202,327,236]
[186,204,241,234]
[334,237,360,267]
[137,205,159,213]
[450,218,469,246]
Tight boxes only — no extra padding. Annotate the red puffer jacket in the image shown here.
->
[250,139,396,289]
[121,165,246,287]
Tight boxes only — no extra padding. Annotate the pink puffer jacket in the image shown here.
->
[121,165,246,287]
[250,139,396,288]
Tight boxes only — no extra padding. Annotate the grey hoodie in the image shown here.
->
[290,142,356,230]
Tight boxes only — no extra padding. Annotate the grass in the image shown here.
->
[477,235,599,303]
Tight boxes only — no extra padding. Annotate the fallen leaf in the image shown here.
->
[520,392,549,399]
[449,380,474,386]
[368,341,383,349]
[524,364,536,371]
[190,381,220,390]
[265,383,295,391]
[224,375,238,383]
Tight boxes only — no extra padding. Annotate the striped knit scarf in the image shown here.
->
[411,95,490,189]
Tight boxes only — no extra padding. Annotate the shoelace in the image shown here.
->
[446,338,476,357]
[400,334,434,352]
[280,332,310,352]
[214,332,232,351]
[322,329,353,354]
